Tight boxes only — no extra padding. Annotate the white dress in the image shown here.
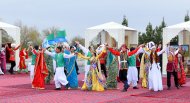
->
[148,62,162,91]
[144,48,166,91]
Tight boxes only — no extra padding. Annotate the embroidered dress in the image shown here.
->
[105,51,118,89]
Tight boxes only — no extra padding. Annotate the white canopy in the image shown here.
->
[85,22,138,48]
[0,21,21,71]
[162,21,190,74]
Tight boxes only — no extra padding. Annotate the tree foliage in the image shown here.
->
[138,18,166,45]
[122,15,128,27]
[14,21,42,49]
[184,11,190,22]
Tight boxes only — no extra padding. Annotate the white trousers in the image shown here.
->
[84,65,90,81]
[54,67,68,88]
[0,67,4,75]
[30,65,35,82]
[127,66,138,87]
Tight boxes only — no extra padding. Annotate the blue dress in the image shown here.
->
[64,50,78,88]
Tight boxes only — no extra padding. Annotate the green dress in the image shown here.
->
[105,51,118,89]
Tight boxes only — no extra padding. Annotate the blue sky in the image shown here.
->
[0,0,190,40]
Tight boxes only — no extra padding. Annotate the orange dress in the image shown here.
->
[32,50,48,89]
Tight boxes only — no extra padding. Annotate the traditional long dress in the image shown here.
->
[64,50,78,89]
[19,49,28,70]
[105,51,118,89]
[32,50,48,89]
[78,50,106,92]
[148,51,163,91]
[176,53,186,86]
[0,48,6,73]
[140,49,151,88]
[108,47,140,91]
[0,60,4,75]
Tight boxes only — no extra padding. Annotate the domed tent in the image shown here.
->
[85,22,138,48]
[0,21,21,71]
[163,21,190,74]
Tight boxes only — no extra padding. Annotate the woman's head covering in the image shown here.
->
[11,43,16,48]
[148,41,156,50]
[120,44,128,51]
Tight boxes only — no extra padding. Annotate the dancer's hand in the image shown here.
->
[42,48,46,51]
[75,41,80,45]
[158,44,162,48]
[138,44,145,48]
[29,45,33,49]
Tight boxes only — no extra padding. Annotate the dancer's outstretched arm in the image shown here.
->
[44,50,56,58]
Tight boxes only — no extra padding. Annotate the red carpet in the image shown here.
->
[0,73,190,103]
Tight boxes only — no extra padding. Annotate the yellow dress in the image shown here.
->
[140,48,151,88]
[78,50,106,92]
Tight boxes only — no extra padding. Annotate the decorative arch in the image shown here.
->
[90,30,118,48]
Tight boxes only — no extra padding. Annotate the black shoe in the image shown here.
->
[133,87,138,89]
[167,87,170,90]
[55,88,61,90]
[8,70,14,74]
[177,86,179,89]
[122,88,127,92]
[77,72,80,75]
[65,83,70,89]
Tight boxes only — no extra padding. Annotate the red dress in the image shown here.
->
[32,50,48,89]
[175,53,186,86]
[19,49,28,69]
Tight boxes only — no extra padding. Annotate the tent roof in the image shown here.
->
[87,22,136,31]
[165,21,190,29]
[0,21,19,29]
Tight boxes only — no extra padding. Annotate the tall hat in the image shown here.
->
[11,43,16,48]
[148,41,156,50]
[120,44,128,50]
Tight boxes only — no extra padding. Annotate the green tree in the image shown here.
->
[14,21,42,49]
[1,29,14,44]
[138,22,155,44]
[154,18,166,45]
[184,11,190,22]
[42,27,59,37]
[122,15,128,27]
[138,19,166,45]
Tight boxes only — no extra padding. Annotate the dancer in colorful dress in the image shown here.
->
[6,43,21,74]
[166,46,179,90]
[107,44,143,92]
[18,48,29,73]
[29,45,39,81]
[45,46,75,90]
[32,49,48,89]
[75,41,93,82]
[140,45,151,88]
[146,42,165,92]
[64,46,79,89]
[176,46,186,86]
[105,47,118,89]
[0,47,6,73]
[78,48,106,91]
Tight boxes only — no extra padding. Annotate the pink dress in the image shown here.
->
[0,49,6,73]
